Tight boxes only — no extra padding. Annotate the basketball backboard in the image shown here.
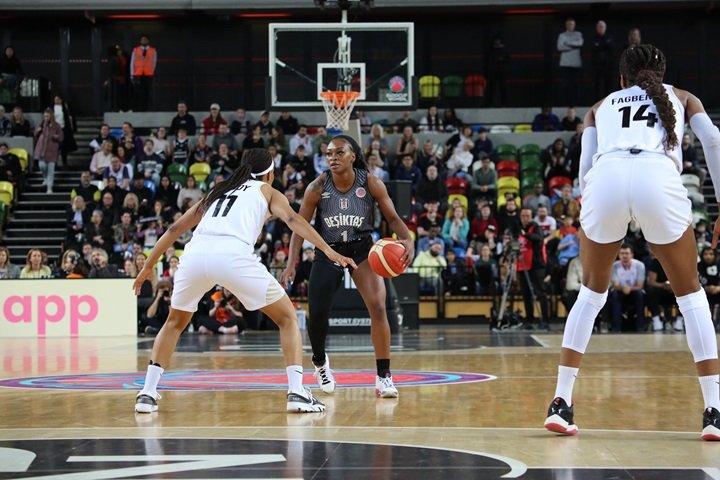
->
[268,22,415,110]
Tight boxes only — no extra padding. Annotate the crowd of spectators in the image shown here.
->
[0,100,715,334]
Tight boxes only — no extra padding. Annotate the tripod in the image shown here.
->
[490,247,544,331]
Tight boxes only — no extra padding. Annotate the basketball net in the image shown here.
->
[320,90,360,131]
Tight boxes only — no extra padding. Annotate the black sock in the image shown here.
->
[376,359,391,378]
[149,361,162,368]
[312,353,326,367]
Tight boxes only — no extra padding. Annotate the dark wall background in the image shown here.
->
[3,4,719,115]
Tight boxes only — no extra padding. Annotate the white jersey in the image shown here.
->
[190,179,269,249]
[594,83,685,171]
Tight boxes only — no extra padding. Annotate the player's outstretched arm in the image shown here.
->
[132,203,203,295]
[367,175,415,267]
[268,186,357,271]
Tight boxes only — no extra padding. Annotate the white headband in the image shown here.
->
[250,162,274,178]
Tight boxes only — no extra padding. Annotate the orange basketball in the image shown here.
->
[368,238,406,278]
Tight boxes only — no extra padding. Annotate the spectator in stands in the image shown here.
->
[200,287,244,335]
[0,106,9,136]
[176,175,202,212]
[475,243,499,294]
[70,171,98,208]
[269,249,289,285]
[90,124,117,156]
[170,210,192,251]
[446,125,473,156]
[0,142,21,185]
[681,133,707,185]
[230,108,250,136]
[486,33,509,107]
[356,110,372,134]
[152,198,173,225]
[289,247,315,297]
[517,207,550,328]
[591,20,614,99]
[420,105,443,132]
[497,194,521,236]
[211,123,239,157]
[281,162,302,191]
[104,44,130,112]
[98,191,119,227]
[130,34,157,111]
[209,143,237,182]
[646,253,682,332]
[202,103,226,136]
[242,125,265,151]
[471,156,497,204]
[473,127,494,160]
[394,154,422,192]
[136,139,162,186]
[442,108,462,133]
[560,107,582,131]
[567,122,584,179]
[364,153,388,182]
[120,122,143,159]
[416,165,447,207]
[557,18,584,106]
[51,94,77,166]
[152,127,171,161]
[543,138,572,181]
[626,27,641,49]
[289,125,312,156]
[365,124,389,157]
[103,156,131,190]
[143,280,172,335]
[563,254,583,312]
[447,140,474,179]
[698,247,720,329]
[313,142,329,175]
[609,244,645,332]
[413,239,447,293]
[19,248,52,279]
[0,46,23,103]
[470,204,498,241]
[395,125,418,160]
[102,175,127,206]
[312,127,331,154]
[552,184,580,220]
[417,139,444,174]
[695,219,712,253]
[155,175,179,212]
[130,172,155,208]
[255,111,274,136]
[113,211,137,257]
[9,106,30,137]
[523,182,551,213]
[115,143,130,168]
[137,217,164,251]
[122,192,142,222]
[170,127,191,167]
[169,100,196,136]
[34,108,63,194]
[394,111,419,133]
[268,126,287,153]
[275,111,299,136]
[442,206,470,252]
[0,246,20,279]
[417,200,443,238]
[268,143,285,173]
[290,144,314,181]
[90,140,114,180]
[532,106,560,132]
[85,209,112,253]
[443,249,475,295]
[556,218,579,267]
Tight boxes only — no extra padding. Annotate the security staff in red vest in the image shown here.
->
[130,34,157,112]
[517,207,550,329]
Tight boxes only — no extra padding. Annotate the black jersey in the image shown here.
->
[698,260,720,287]
[315,168,374,245]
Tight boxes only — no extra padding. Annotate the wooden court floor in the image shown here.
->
[2,327,720,479]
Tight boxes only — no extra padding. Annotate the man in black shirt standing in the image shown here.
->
[169,101,196,136]
[591,20,614,99]
[699,247,720,330]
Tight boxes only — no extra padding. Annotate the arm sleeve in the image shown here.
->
[690,113,720,201]
[578,126,597,193]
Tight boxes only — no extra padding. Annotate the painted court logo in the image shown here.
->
[0,369,495,391]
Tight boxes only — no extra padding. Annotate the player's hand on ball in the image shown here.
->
[280,265,296,287]
[397,238,415,268]
[133,266,154,295]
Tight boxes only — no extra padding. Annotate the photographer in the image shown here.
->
[143,280,172,335]
[517,208,550,328]
[198,287,245,335]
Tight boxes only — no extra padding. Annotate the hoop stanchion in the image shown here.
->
[320,91,360,131]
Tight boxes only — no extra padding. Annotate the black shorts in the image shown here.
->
[315,236,373,269]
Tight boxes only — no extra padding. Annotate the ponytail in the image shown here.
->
[331,134,367,170]
[196,148,272,215]
[619,44,678,151]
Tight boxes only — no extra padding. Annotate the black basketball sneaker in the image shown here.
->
[544,397,578,435]
[287,388,326,413]
[702,407,720,441]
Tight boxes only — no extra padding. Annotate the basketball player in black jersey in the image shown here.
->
[282,134,414,398]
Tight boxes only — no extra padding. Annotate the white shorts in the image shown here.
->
[580,154,692,245]
[171,240,286,313]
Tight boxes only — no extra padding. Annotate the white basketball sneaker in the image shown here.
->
[287,388,326,413]
[375,375,399,398]
[314,355,336,394]
[135,392,161,413]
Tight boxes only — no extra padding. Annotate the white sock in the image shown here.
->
[699,375,720,411]
[554,365,579,405]
[287,365,305,393]
[140,364,164,398]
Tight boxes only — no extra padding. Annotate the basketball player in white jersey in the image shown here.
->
[544,44,720,440]
[132,149,357,414]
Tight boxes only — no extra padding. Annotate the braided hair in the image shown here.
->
[619,44,678,150]
[197,148,273,215]
[331,134,367,170]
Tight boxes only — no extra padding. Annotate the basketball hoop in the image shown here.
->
[320,90,360,130]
